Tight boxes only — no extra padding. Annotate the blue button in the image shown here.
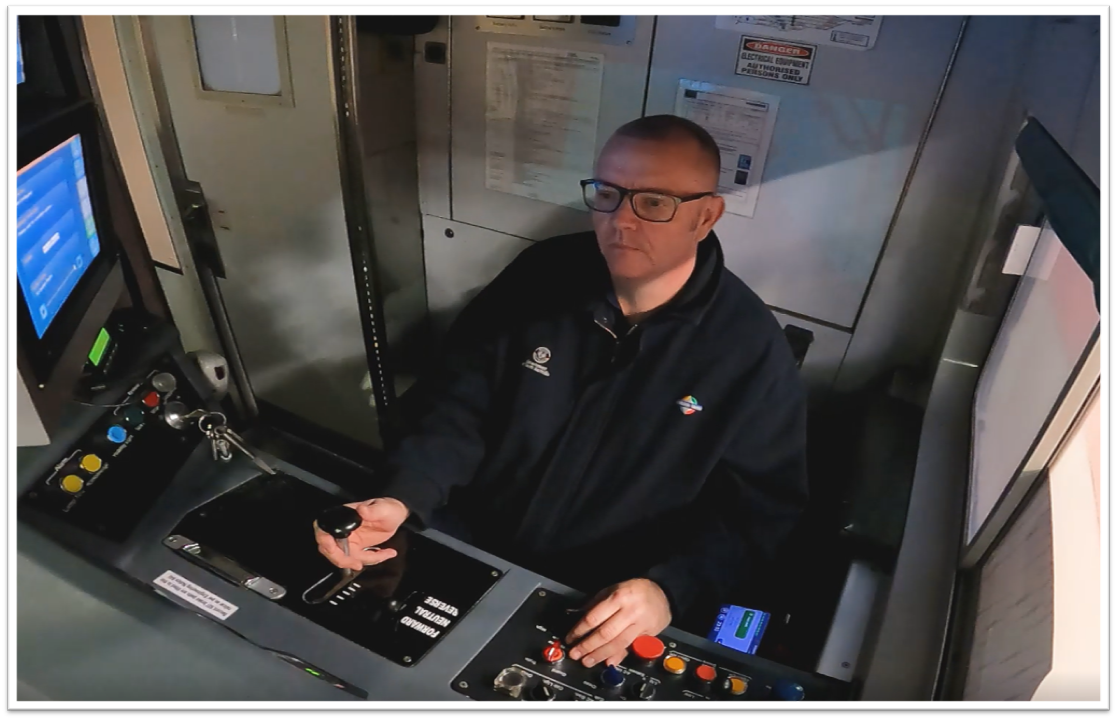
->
[772,680,805,701]
[600,665,625,689]
[106,425,128,444]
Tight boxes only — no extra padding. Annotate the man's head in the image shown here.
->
[588,115,726,283]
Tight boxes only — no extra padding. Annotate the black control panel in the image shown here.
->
[453,589,850,702]
[21,358,206,541]
[170,473,503,667]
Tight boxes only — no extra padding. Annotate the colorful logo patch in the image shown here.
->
[677,395,703,415]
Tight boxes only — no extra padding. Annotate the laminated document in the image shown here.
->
[485,43,605,209]
[674,80,780,218]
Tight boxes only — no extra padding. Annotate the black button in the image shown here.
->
[581,16,621,27]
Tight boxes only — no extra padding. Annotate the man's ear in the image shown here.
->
[697,196,726,238]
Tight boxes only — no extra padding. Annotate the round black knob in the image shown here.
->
[531,683,556,701]
[316,505,362,540]
[631,680,656,700]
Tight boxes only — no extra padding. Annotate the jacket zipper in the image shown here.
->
[526,319,638,543]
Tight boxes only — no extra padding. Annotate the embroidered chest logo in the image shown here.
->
[677,395,703,415]
[523,347,551,377]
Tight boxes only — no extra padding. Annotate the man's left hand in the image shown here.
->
[565,578,672,668]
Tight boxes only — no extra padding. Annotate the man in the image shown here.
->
[315,115,808,670]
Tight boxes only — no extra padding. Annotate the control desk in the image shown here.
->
[17,333,851,703]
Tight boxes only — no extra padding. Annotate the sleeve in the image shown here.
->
[644,334,809,619]
[378,244,541,526]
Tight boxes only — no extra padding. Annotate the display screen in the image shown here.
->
[17,135,102,338]
[16,19,24,85]
[707,604,770,655]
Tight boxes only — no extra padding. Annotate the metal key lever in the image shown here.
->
[304,506,365,605]
[215,426,278,476]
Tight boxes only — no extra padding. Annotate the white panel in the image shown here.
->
[448,16,655,241]
[836,16,1036,392]
[817,561,882,681]
[969,223,1098,541]
[423,216,848,393]
[414,19,451,220]
[192,16,281,95]
[422,215,531,336]
[645,16,964,327]
[83,16,180,269]
[17,373,49,447]
[153,16,378,446]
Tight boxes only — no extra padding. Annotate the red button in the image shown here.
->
[695,664,717,683]
[632,635,665,661]
[142,391,160,408]
[542,640,564,664]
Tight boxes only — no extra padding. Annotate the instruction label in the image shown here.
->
[154,570,239,620]
[735,36,815,85]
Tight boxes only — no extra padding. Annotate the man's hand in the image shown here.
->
[314,498,409,572]
[564,579,672,668]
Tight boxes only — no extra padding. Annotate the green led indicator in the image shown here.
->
[305,668,321,677]
[88,328,111,366]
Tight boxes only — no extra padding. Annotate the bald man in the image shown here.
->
[315,115,808,669]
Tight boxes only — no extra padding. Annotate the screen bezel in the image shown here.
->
[17,103,119,384]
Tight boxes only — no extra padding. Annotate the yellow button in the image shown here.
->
[663,655,687,675]
[61,475,85,494]
[80,454,103,473]
[728,676,748,695]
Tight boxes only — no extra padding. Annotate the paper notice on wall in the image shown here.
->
[716,15,882,50]
[674,81,780,218]
[485,43,605,209]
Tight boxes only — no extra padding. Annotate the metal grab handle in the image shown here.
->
[164,535,286,600]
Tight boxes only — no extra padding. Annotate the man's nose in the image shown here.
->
[612,197,641,229]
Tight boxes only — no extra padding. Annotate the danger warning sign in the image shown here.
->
[735,35,816,86]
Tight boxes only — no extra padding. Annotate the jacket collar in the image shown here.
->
[587,231,724,329]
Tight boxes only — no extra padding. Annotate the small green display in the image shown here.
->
[88,328,111,366]
[305,668,321,677]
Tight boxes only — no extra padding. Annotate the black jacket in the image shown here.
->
[383,230,808,619]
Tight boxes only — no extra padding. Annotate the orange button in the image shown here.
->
[695,664,717,683]
[80,454,103,473]
[632,635,665,661]
[663,655,687,675]
[142,391,160,408]
[727,676,748,696]
[60,475,85,494]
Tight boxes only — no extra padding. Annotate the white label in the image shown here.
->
[716,15,882,50]
[735,36,815,86]
[154,570,239,620]
[423,596,460,617]
[1003,224,1042,276]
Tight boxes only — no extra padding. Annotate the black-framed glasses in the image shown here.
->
[580,179,715,223]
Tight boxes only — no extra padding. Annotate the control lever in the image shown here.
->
[303,506,364,605]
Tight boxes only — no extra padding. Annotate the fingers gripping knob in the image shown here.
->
[317,505,362,557]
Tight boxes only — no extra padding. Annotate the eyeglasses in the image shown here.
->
[580,179,715,223]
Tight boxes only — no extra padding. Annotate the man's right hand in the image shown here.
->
[314,497,410,572]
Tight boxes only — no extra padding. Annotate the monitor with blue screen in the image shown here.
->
[707,604,770,656]
[17,134,102,338]
[16,19,24,84]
